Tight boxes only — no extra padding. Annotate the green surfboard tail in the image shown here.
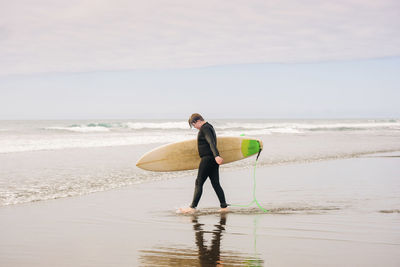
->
[241,139,261,158]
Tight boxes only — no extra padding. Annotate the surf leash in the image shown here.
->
[229,140,269,213]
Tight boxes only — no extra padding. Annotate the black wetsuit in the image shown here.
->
[190,122,227,209]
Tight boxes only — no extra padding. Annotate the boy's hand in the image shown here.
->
[215,156,224,165]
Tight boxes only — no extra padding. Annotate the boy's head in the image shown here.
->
[188,113,204,129]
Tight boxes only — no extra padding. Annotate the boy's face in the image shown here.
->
[192,120,202,130]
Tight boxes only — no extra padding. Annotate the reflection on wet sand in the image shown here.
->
[140,213,263,266]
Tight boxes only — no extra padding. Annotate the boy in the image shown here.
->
[179,113,228,213]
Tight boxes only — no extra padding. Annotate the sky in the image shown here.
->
[0,0,399,119]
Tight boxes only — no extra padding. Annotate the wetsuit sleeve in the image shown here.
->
[203,127,220,157]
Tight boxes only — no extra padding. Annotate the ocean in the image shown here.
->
[1,119,399,207]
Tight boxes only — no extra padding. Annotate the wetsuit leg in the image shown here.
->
[190,157,212,208]
[208,162,228,208]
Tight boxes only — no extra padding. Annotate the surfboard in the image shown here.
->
[136,137,262,172]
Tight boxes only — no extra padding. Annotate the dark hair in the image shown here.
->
[188,113,204,128]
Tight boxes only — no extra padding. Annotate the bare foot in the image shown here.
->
[177,207,196,214]
[219,207,229,213]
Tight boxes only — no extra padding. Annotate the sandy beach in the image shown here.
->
[0,151,399,266]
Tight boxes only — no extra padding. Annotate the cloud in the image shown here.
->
[1,0,399,75]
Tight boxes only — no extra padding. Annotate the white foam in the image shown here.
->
[0,134,193,153]
[294,122,400,130]
[216,121,400,135]
[39,120,400,134]
[46,126,111,132]
[220,127,303,136]
[1,119,399,153]
[122,121,189,130]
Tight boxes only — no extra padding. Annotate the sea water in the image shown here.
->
[0,119,399,206]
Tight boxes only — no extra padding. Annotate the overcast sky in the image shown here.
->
[0,0,399,119]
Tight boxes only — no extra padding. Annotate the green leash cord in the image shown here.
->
[229,146,269,213]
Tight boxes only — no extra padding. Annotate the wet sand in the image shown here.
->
[0,152,399,266]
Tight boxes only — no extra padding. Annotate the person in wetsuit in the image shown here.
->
[179,113,228,214]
